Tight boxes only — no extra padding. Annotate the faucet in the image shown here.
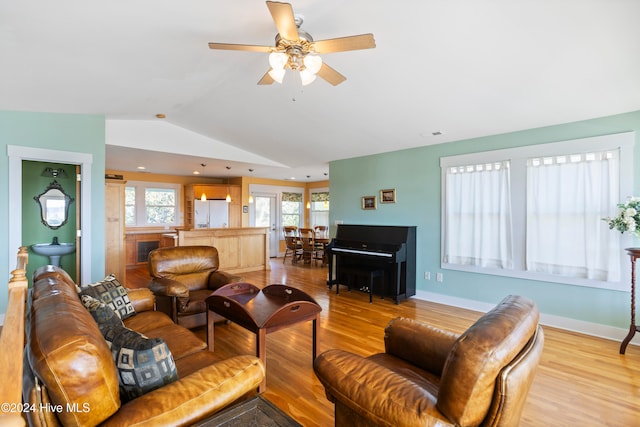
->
[52,236,59,245]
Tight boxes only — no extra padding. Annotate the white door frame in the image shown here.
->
[250,192,279,257]
[8,145,93,284]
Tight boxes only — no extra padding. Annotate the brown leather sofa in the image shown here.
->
[314,295,544,427]
[147,245,243,328]
[23,265,265,426]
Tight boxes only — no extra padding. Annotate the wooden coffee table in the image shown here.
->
[206,282,322,392]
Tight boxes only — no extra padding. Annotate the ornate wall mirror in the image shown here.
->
[34,181,75,229]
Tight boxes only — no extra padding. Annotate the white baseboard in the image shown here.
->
[415,290,640,348]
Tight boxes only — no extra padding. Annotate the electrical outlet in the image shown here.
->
[424,271,431,280]
[436,272,443,282]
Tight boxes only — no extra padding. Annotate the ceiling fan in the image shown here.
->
[208,1,376,86]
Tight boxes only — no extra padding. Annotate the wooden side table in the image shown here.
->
[620,248,640,354]
[206,282,321,392]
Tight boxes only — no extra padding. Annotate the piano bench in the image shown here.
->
[337,266,385,303]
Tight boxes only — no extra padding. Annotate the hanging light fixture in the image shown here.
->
[248,169,254,204]
[200,164,207,201]
[225,166,232,203]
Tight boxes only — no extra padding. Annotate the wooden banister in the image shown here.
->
[0,247,28,427]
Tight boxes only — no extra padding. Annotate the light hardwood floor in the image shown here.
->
[126,259,640,427]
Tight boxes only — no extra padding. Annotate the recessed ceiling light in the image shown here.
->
[155,114,166,119]
[137,166,146,170]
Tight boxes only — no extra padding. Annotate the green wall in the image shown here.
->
[22,161,78,282]
[330,110,640,330]
[1,111,105,314]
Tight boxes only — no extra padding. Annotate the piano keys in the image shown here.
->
[326,224,416,304]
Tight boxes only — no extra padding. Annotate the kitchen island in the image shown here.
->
[177,227,270,274]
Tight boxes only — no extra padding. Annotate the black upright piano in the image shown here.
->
[326,224,416,304]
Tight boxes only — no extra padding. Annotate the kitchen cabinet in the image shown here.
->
[105,180,126,282]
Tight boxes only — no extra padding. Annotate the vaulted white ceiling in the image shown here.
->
[2,1,639,181]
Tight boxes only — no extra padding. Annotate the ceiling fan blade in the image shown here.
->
[266,1,299,41]
[258,69,275,85]
[317,63,346,86]
[313,34,376,53]
[208,42,272,53]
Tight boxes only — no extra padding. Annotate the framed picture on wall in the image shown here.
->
[361,196,377,210]
[380,188,396,204]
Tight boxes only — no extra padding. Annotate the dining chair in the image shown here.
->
[313,225,329,266]
[283,226,301,264]
[313,225,328,238]
[298,228,317,265]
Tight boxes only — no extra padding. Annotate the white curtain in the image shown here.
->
[444,161,513,268]
[526,150,620,281]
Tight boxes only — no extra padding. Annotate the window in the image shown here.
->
[526,151,619,281]
[125,187,136,225]
[443,161,513,269]
[282,192,302,228]
[310,190,330,228]
[125,181,181,227]
[440,132,634,290]
[145,188,176,224]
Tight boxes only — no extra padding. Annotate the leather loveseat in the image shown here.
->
[147,245,243,328]
[314,295,544,427]
[23,265,265,426]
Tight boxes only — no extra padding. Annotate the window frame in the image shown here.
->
[281,192,303,229]
[440,132,634,291]
[125,181,181,227]
[310,188,330,228]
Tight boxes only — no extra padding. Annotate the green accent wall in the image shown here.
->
[330,110,640,329]
[22,161,78,282]
[1,110,105,314]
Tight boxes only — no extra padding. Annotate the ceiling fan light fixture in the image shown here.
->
[268,67,286,83]
[209,2,375,86]
[303,54,322,74]
[299,68,316,86]
[269,51,288,70]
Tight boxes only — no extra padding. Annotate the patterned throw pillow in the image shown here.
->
[79,274,135,320]
[80,294,124,329]
[101,324,179,402]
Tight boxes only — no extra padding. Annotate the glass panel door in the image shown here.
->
[254,195,278,257]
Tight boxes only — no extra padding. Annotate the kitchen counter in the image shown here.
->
[177,227,270,274]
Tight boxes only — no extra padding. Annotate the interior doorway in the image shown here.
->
[253,194,278,257]
[8,145,93,284]
[22,160,80,282]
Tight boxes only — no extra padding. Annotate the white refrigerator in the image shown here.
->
[194,199,229,228]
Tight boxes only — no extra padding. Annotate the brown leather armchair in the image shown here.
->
[148,245,243,328]
[314,295,544,427]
